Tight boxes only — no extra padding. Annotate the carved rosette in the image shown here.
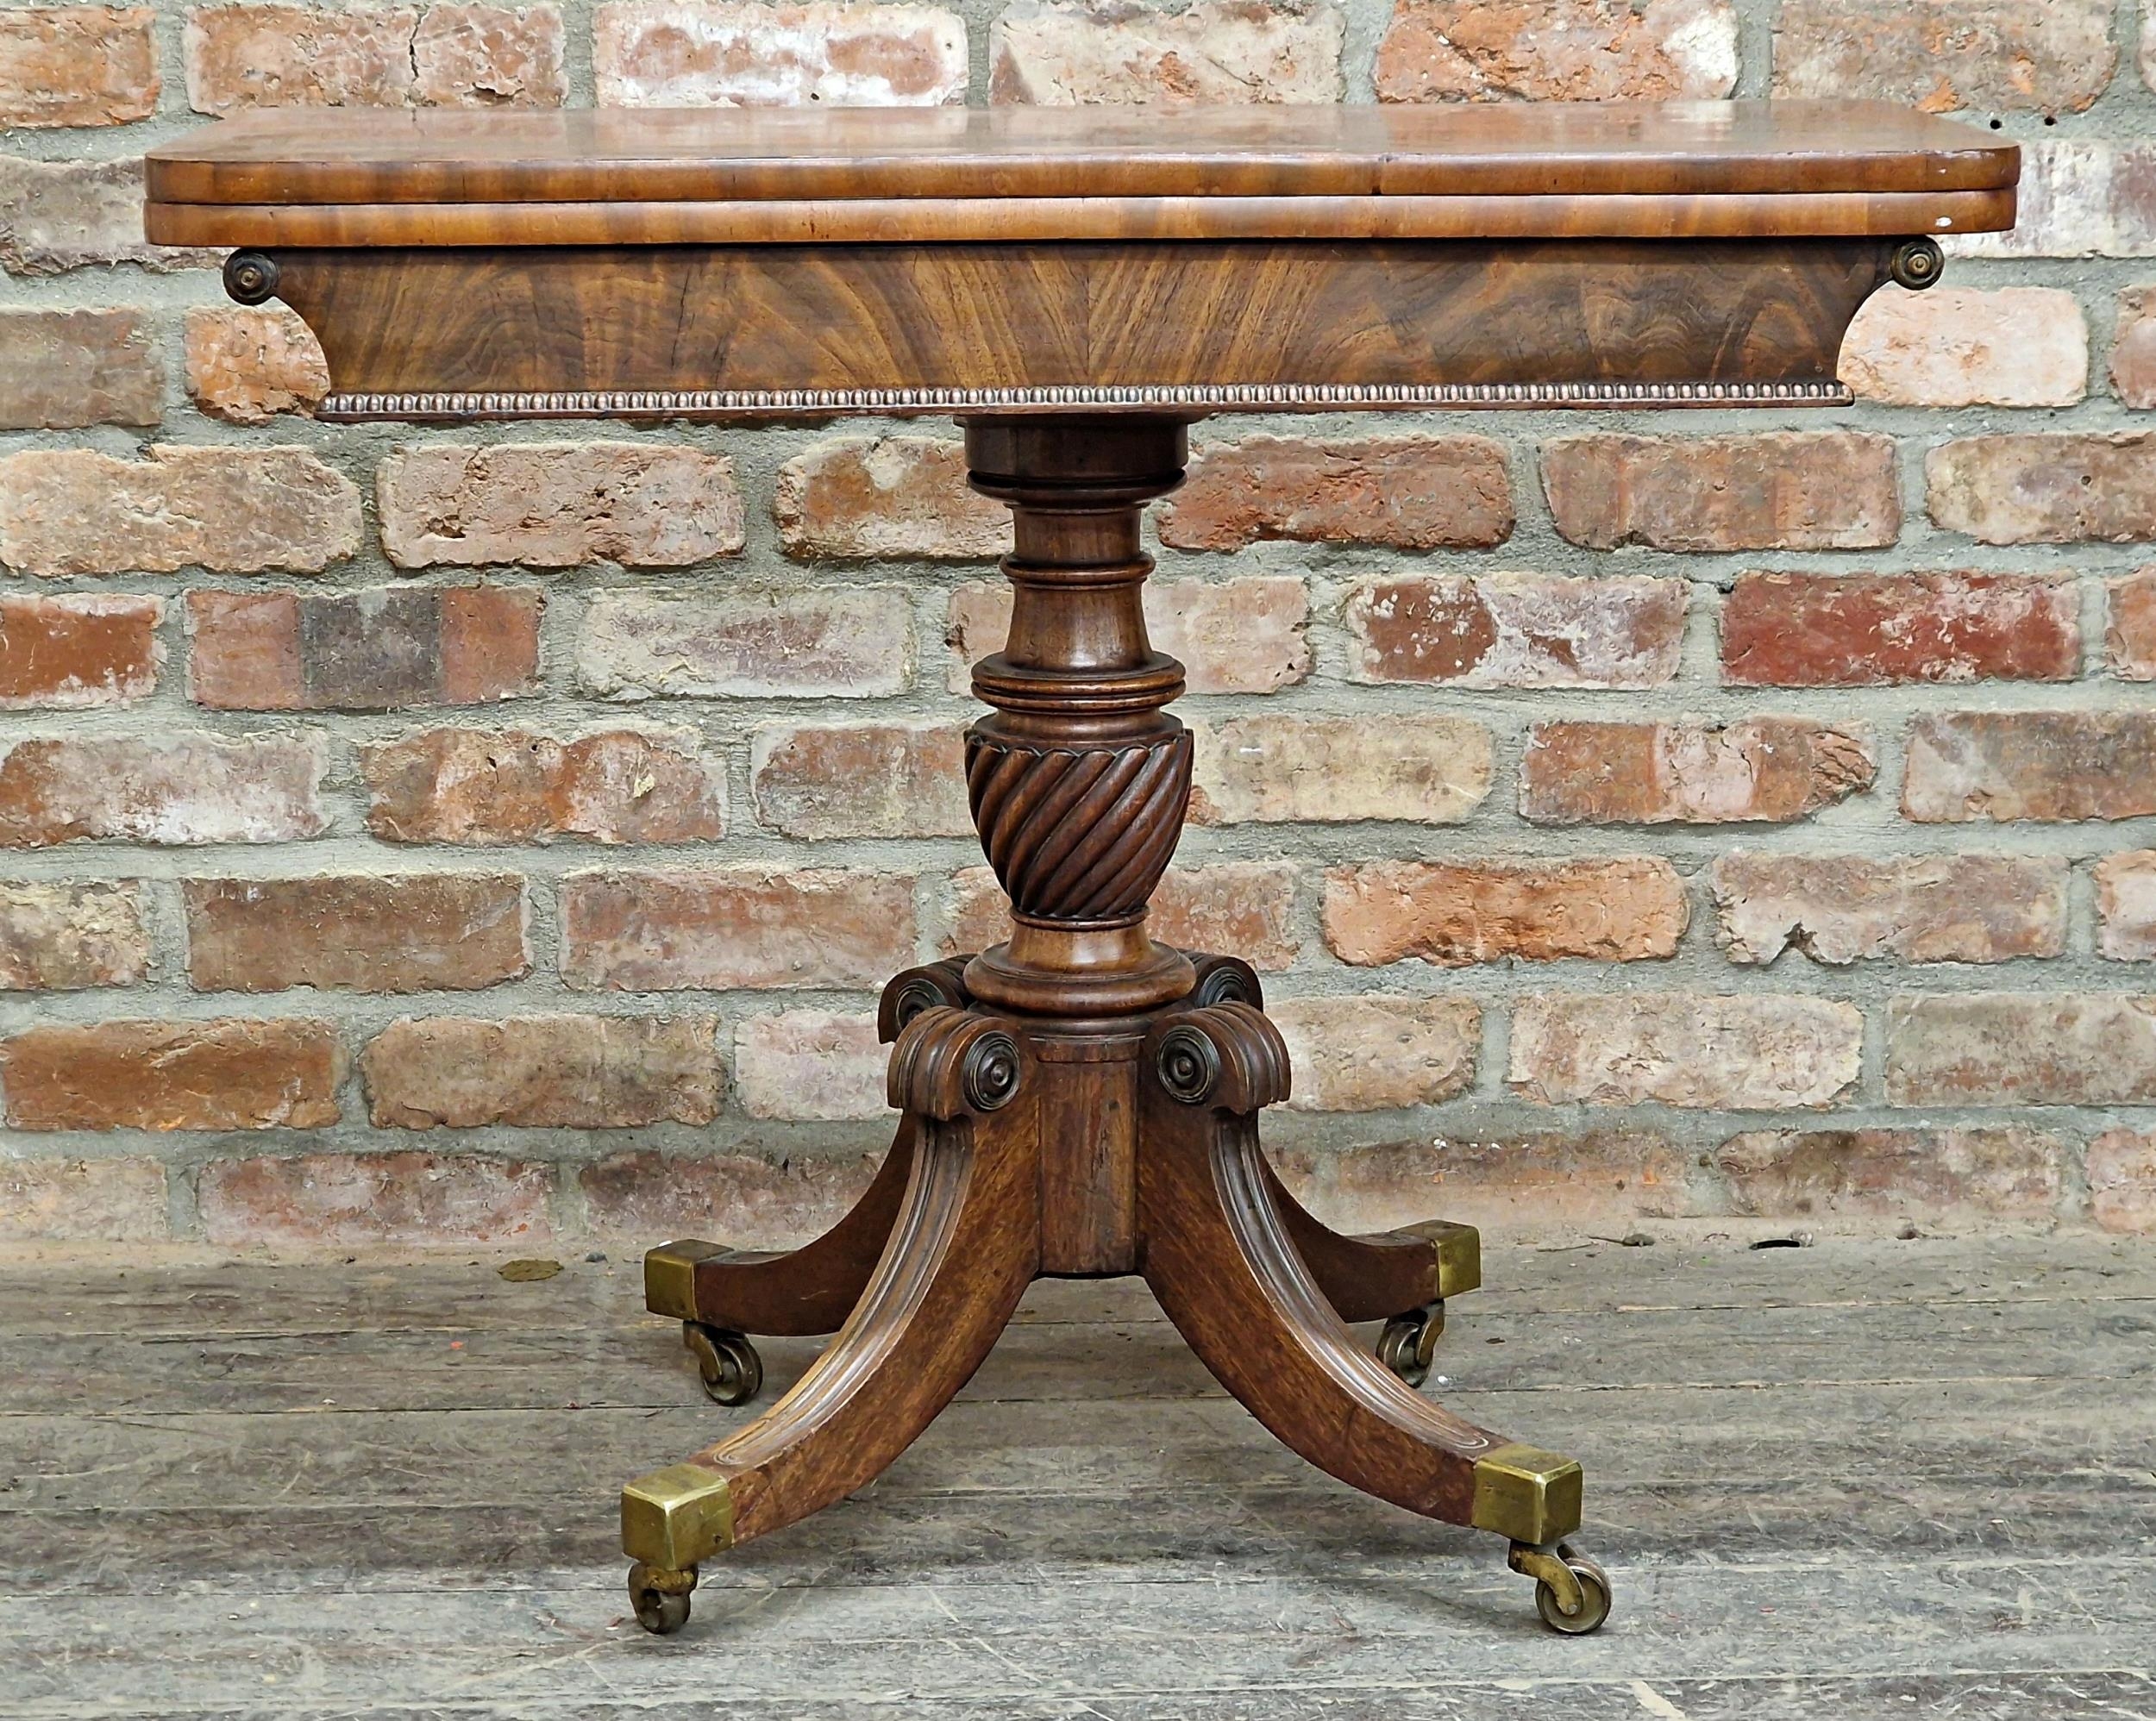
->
[966,728,1193,926]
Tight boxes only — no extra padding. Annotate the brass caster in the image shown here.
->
[1376,1301,1445,1387]
[1509,1540,1612,1637]
[683,1321,762,1406]
[627,1560,696,1635]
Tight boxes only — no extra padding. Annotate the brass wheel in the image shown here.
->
[627,1561,695,1635]
[684,1321,763,1406]
[1521,1542,1612,1636]
[1376,1301,1445,1387]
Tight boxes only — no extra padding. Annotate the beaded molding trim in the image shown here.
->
[318,379,1854,421]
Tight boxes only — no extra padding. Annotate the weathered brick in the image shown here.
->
[736,1010,886,1119]
[1323,858,1686,968]
[1194,714,1490,825]
[185,874,529,993]
[0,733,328,848]
[751,723,971,838]
[580,1149,877,1248]
[183,305,331,424]
[186,3,566,110]
[1887,993,2156,1105]
[595,0,967,104]
[1952,140,2156,260]
[992,0,1342,103]
[0,308,160,429]
[0,6,158,125]
[360,727,725,845]
[1711,854,2068,966]
[0,446,360,577]
[0,155,217,274]
[2096,851,2156,961]
[561,867,916,990]
[1343,571,1683,690]
[946,861,1301,970]
[364,1014,720,1126]
[0,1156,168,1242]
[1928,433,2156,545]
[1840,285,2086,408]
[1902,712,2156,823]
[0,881,151,991]
[775,436,1007,560]
[2089,1130,2156,1232]
[2112,285,2156,405]
[1543,432,1900,552]
[377,443,743,569]
[0,593,161,710]
[1521,719,1875,826]
[1722,572,2080,687]
[1714,1128,2064,1221]
[199,1151,554,1247]
[1510,993,1862,1109]
[578,589,912,700]
[1773,0,2112,114]
[947,575,1309,696]
[1270,996,1477,1112]
[188,585,542,712]
[1,1017,342,1130]
[2108,566,2156,679]
[1284,1130,1690,1230]
[1159,434,1511,552]
[1375,0,1734,103]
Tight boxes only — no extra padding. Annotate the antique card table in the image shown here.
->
[146,102,2015,1638]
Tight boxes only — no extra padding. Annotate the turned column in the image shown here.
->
[958,415,1197,1275]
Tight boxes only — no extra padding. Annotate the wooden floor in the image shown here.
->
[0,1227,2150,1719]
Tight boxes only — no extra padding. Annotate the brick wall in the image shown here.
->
[2,0,2154,1253]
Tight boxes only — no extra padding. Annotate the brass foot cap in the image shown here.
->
[643,1240,726,1321]
[622,1461,736,1569]
[1470,1443,1583,1546]
[1407,1219,1481,1299]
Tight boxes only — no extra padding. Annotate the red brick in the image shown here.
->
[1721,572,2080,686]
[1711,854,2067,966]
[580,1149,879,1249]
[1902,712,2156,823]
[775,435,1008,560]
[182,305,331,424]
[561,867,917,990]
[377,442,743,569]
[2089,1130,2156,1232]
[360,727,725,845]
[1283,1131,1690,1231]
[1511,992,1862,1110]
[1887,993,2156,1105]
[0,881,151,991]
[1270,996,1478,1111]
[1773,0,2112,114]
[946,861,1300,970]
[0,446,360,577]
[751,723,971,839]
[1927,433,2156,545]
[2111,286,2156,406]
[364,1013,721,1126]
[1714,1129,2064,1221]
[1194,714,1490,824]
[596,0,968,105]
[1521,719,1875,826]
[0,1156,167,1242]
[185,3,567,111]
[0,155,218,274]
[2109,566,2156,679]
[0,308,160,429]
[185,874,529,993]
[1952,140,2156,260]
[0,733,328,848]
[1343,571,1683,689]
[1159,434,1512,552]
[0,5,158,125]
[578,588,912,700]
[199,1151,554,1248]
[1,1017,342,1130]
[1322,858,1686,967]
[1840,286,2086,407]
[948,575,1309,696]
[1543,431,1901,552]
[0,593,160,710]
[2096,851,2156,961]
[1375,0,1735,103]
[736,1010,886,1120]
[992,0,1343,103]
[188,586,542,711]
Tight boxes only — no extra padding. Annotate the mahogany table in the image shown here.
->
[147,102,2015,1639]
